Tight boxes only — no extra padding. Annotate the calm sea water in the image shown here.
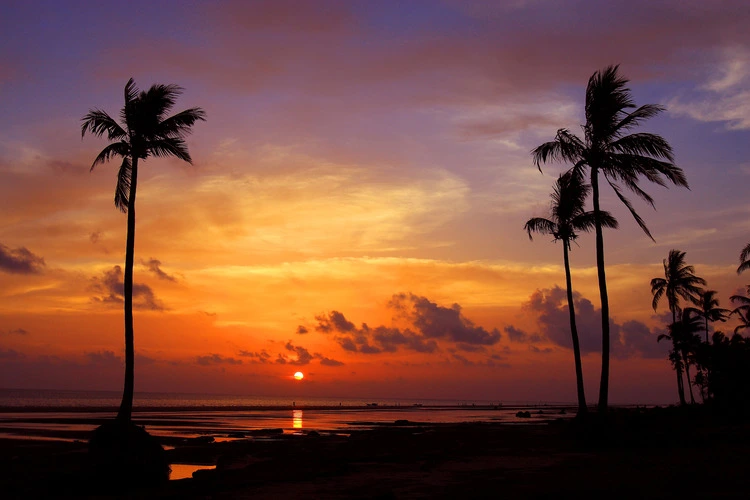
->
[0,388,511,409]
[0,389,575,443]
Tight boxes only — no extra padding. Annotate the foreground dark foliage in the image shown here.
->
[692,332,750,415]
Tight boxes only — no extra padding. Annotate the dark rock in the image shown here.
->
[88,420,170,490]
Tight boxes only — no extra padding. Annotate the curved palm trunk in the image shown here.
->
[117,157,138,422]
[705,316,709,344]
[671,309,687,406]
[563,240,587,414]
[684,355,695,404]
[672,347,686,405]
[591,169,610,412]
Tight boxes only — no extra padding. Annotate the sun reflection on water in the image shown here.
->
[293,409,303,429]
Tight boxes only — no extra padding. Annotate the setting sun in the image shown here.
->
[293,372,304,381]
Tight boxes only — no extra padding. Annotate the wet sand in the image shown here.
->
[1,407,749,498]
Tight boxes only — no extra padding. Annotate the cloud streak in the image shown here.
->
[196,353,243,366]
[142,258,177,282]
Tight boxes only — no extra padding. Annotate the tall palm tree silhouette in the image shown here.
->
[651,249,705,404]
[532,65,688,411]
[82,79,205,422]
[525,170,617,414]
[684,290,729,343]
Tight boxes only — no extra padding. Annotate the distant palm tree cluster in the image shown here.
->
[529,65,750,413]
[650,248,750,411]
[530,65,687,412]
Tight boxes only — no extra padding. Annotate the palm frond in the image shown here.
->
[738,242,750,274]
[531,129,584,171]
[585,65,635,144]
[114,156,132,213]
[524,217,556,240]
[615,104,666,133]
[139,83,182,122]
[609,181,653,240]
[608,174,655,208]
[651,279,666,311]
[610,133,674,161]
[81,109,127,140]
[146,137,193,163]
[573,210,618,233]
[90,141,130,171]
[157,108,207,138]
[121,78,140,128]
[608,153,687,188]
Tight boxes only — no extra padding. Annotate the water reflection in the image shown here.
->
[170,464,215,480]
[293,409,303,429]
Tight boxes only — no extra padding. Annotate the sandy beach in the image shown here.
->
[1,407,749,498]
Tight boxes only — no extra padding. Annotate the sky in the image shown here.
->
[1,0,749,405]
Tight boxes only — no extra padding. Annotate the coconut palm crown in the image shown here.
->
[684,290,730,343]
[82,79,205,421]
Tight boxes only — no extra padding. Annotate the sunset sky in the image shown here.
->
[1,0,749,405]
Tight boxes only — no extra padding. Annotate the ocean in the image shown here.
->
[0,388,575,442]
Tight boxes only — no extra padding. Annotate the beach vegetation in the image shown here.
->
[651,249,706,404]
[82,79,205,422]
[532,65,687,411]
[525,170,617,414]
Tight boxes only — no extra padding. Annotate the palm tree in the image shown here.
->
[730,286,750,334]
[532,65,688,411]
[651,249,706,404]
[684,290,730,343]
[82,79,205,422]
[525,171,617,414]
[737,243,750,274]
[658,312,703,404]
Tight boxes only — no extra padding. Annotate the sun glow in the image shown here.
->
[293,371,304,380]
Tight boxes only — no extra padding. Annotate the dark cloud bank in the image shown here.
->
[239,344,344,367]
[90,265,166,311]
[508,286,667,359]
[311,293,502,356]
[0,243,45,274]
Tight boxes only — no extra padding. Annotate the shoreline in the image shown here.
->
[0,403,574,413]
[2,409,750,498]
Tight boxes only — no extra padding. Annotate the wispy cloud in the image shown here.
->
[141,258,177,282]
[196,353,243,366]
[669,47,750,130]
